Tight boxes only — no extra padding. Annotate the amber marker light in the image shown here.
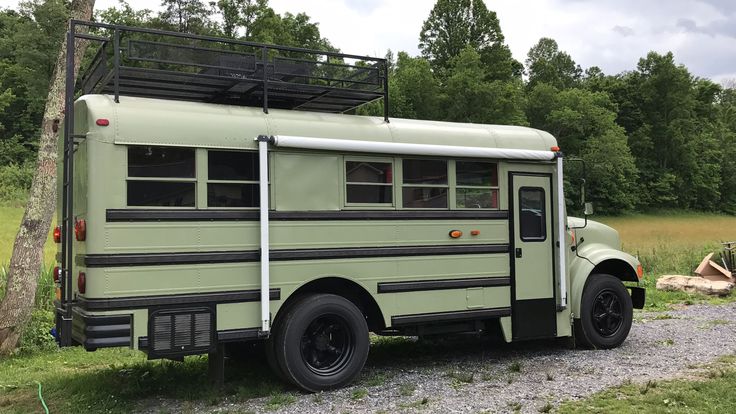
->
[449,230,463,238]
[637,264,644,279]
[551,146,561,152]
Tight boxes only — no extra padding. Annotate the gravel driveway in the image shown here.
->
[154,302,736,413]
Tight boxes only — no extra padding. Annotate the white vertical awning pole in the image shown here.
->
[557,154,568,309]
[257,136,271,332]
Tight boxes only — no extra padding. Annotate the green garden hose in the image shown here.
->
[35,381,49,414]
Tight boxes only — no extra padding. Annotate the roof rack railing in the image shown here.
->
[68,20,389,120]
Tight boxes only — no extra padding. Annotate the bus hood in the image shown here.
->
[567,217,621,251]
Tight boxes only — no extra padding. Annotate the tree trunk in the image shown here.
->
[0,0,95,354]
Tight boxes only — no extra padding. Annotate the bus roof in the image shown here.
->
[77,94,558,153]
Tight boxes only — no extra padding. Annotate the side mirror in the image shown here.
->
[584,202,594,216]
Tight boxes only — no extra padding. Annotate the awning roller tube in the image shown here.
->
[271,135,556,161]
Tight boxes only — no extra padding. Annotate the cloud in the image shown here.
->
[612,25,635,37]
[676,17,736,38]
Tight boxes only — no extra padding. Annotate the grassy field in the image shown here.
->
[0,210,735,412]
[597,212,736,311]
[0,206,56,268]
[558,355,736,413]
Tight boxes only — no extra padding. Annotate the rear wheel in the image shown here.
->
[272,293,369,392]
[575,274,633,349]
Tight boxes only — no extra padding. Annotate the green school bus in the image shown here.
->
[54,21,644,392]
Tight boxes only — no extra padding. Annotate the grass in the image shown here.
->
[0,206,56,268]
[0,346,286,414]
[597,212,736,311]
[351,388,368,400]
[558,355,736,413]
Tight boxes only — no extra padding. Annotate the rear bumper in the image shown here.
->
[71,308,132,350]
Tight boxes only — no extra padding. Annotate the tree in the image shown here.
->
[525,37,582,90]
[0,0,96,354]
[217,0,269,39]
[159,0,214,33]
[442,47,527,125]
[718,87,736,213]
[527,84,619,155]
[419,0,520,80]
[623,52,722,209]
[0,1,70,166]
[388,52,440,120]
[97,1,154,27]
[581,129,639,214]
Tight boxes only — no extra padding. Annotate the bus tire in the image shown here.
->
[273,293,369,392]
[574,274,633,349]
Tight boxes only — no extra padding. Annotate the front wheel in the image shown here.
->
[575,274,633,349]
[272,293,369,392]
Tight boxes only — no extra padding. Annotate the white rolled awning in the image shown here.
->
[271,135,556,161]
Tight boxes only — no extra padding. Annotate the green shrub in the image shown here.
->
[18,308,56,354]
[0,162,34,206]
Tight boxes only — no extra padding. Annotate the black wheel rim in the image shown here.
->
[592,289,624,337]
[300,314,354,376]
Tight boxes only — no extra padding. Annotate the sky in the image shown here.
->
[1,0,733,84]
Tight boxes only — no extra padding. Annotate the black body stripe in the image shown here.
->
[377,276,510,293]
[106,209,509,222]
[81,244,510,267]
[77,288,281,311]
[391,307,511,326]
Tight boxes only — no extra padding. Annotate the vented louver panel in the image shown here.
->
[148,307,214,357]
[194,313,211,348]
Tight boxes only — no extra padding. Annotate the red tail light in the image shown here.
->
[53,266,61,284]
[95,118,110,126]
[74,219,86,241]
[78,272,86,294]
[53,226,61,243]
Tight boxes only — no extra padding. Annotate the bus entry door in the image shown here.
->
[509,173,557,340]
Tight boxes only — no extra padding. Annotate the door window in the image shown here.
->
[519,187,546,241]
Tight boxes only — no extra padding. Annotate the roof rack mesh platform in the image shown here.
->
[72,20,389,118]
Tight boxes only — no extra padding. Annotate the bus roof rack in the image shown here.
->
[69,20,389,120]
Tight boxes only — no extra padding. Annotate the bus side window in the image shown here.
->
[345,160,393,205]
[455,161,499,209]
[127,146,196,207]
[401,159,448,208]
[519,187,546,241]
[207,150,259,208]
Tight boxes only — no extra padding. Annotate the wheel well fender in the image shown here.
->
[275,277,386,332]
[569,249,640,318]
